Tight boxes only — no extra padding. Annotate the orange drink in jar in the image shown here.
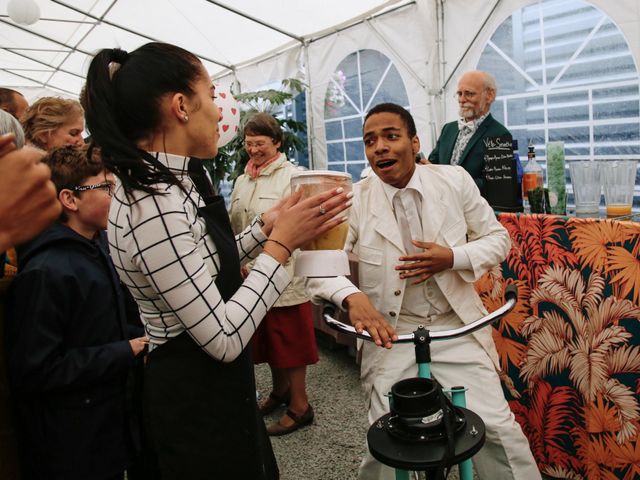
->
[290,171,352,251]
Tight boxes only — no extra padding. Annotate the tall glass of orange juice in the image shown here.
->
[601,160,637,219]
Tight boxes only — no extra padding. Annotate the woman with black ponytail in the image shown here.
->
[81,42,351,479]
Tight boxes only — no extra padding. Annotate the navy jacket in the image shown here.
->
[5,223,136,480]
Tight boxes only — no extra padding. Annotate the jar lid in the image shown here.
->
[291,170,352,179]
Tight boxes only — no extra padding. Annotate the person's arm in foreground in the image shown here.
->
[0,133,60,251]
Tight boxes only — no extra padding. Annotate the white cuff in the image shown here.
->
[331,286,361,311]
[451,246,472,271]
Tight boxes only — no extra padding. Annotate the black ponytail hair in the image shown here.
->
[81,42,203,194]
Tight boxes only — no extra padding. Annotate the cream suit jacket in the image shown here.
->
[307,164,511,369]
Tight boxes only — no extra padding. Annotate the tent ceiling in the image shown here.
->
[0,0,404,96]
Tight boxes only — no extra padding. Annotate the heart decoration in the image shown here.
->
[214,84,240,148]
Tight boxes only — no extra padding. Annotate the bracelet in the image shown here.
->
[266,238,292,256]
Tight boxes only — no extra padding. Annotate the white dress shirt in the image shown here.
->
[379,167,472,317]
[379,168,471,270]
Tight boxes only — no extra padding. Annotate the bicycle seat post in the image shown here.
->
[413,325,432,379]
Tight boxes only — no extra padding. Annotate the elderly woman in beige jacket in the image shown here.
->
[229,112,317,436]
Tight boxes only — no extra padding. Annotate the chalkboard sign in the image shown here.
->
[482,134,522,212]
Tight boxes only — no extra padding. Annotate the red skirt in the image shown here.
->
[251,302,319,368]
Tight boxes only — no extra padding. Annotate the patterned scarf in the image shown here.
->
[245,152,281,179]
[451,112,489,166]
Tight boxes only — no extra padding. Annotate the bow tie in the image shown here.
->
[458,118,475,133]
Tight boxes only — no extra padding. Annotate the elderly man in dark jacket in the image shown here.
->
[429,70,511,195]
[5,145,147,480]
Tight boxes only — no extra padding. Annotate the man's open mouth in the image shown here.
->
[376,159,397,169]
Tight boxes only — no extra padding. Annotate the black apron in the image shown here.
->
[143,159,278,480]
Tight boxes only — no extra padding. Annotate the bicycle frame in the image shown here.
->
[322,285,518,480]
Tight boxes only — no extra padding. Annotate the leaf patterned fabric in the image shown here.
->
[476,213,640,479]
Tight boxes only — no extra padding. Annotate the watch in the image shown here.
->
[256,213,265,227]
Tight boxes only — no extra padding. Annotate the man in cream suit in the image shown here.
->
[307,103,540,479]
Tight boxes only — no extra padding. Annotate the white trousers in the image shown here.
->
[357,313,541,480]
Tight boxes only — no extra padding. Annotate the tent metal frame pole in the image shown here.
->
[442,0,502,91]
[309,1,415,45]
[205,1,304,44]
[0,68,77,96]
[0,18,93,58]
[303,42,315,169]
[436,0,446,124]
[51,0,234,70]
[212,1,415,79]
[3,46,84,80]
[42,0,119,90]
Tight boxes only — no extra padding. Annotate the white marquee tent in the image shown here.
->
[1,0,639,182]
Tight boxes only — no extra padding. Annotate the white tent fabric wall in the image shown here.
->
[305,1,435,170]
[213,46,302,103]
[1,0,639,184]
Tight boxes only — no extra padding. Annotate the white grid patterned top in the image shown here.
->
[107,152,291,362]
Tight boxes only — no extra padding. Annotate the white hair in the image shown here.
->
[483,72,497,93]
[0,109,25,148]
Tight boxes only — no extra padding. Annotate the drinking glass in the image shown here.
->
[569,161,601,218]
[600,160,637,218]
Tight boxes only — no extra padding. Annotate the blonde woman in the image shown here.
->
[21,97,84,150]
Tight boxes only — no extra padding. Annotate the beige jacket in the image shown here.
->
[229,153,308,307]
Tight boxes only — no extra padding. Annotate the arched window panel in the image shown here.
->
[324,49,409,179]
[477,0,640,206]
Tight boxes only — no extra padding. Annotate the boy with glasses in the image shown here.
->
[5,144,147,480]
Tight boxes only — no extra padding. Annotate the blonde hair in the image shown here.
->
[21,96,84,149]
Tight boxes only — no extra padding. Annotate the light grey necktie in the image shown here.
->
[393,189,422,254]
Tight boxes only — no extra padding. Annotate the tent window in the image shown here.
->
[324,49,409,179]
[478,0,640,207]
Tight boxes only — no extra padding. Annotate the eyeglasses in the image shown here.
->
[454,90,480,100]
[454,88,491,100]
[244,141,272,149]
[72,182,115,197]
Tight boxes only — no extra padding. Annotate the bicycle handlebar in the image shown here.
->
[322,284,518,343]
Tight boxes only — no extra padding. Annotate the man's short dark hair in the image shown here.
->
[0,88,23,117]
[364,103,417,137]
[43,144,105,195]
[43,144,105,222]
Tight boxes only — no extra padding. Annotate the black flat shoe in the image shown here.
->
[267,404,314,436]
[258,390,290,416]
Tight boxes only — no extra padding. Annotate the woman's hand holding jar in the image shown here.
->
[262,188,352,264]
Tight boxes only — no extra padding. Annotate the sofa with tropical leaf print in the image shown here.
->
[475,213,640,480]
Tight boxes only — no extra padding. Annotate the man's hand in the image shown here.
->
[0,135,61,251]
[344,292,397,348]
[396,240,453,284]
